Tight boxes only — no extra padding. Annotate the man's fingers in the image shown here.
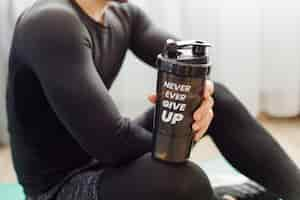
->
[204,80,214,98]
[193,96,214,121]
[222,195,237,200]
[148,94,157,104]
[193,109,214,141]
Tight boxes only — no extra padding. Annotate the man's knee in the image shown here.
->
[134,153,215,200]
[168,161,215,200]
[100,153,215,200]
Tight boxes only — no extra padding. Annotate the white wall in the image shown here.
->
[112,0,300,118]
[112,0,263,117]
[0,0,15,144]
[261,1,300,116]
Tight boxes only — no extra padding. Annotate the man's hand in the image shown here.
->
[148,80,215,142]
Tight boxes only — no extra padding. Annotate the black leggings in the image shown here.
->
[128,82,300,200]
[33,82,300,200]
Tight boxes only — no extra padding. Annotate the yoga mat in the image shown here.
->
[0,184,25,200]
[200,157,249,187]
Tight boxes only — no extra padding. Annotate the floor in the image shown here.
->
[0,114,299,184]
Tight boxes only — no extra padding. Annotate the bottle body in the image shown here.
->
[152,40,211,163]
[153,71,206,163]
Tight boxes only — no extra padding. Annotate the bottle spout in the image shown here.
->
[163,39,212,58]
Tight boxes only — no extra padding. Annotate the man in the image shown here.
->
[7,0,300,199]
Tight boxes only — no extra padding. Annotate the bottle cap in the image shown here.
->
[157,40,212,77]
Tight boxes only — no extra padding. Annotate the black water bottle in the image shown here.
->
[152,39,211,163]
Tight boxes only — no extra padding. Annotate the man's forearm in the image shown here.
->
[133,106,155,133]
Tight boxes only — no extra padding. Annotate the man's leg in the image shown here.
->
[134,82,300,199]
[207,82,300,200]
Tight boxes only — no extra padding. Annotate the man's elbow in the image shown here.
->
[89,117,132,166]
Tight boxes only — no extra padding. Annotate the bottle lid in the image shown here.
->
[157,39,212,77]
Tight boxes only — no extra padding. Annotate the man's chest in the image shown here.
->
[89,25,129,89]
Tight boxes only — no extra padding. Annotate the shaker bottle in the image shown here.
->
[152,39,211,163]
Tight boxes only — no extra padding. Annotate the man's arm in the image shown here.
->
[128,4,214,143]
[129,3,179,67]
[19,8,152,166]
[128,4,178,131]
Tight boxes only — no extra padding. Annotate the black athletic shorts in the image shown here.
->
[26,161,104,200]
